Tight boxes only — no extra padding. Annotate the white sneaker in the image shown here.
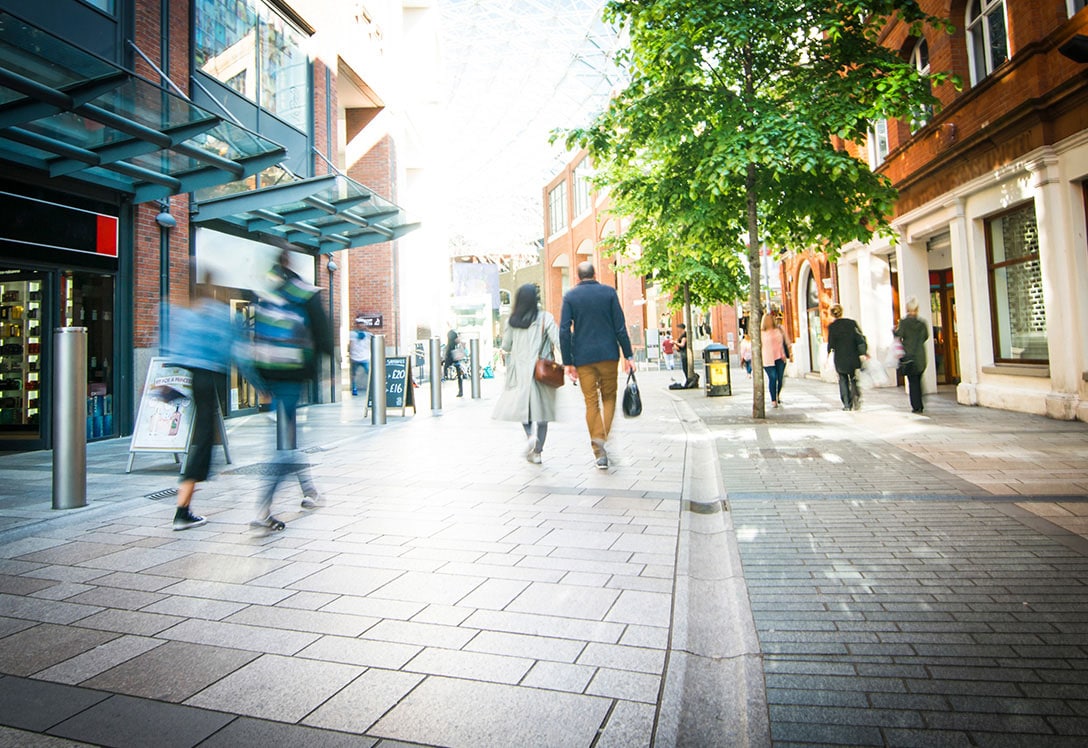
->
[525,435,537,459]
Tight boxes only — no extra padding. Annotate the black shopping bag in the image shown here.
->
[622,371,642,417]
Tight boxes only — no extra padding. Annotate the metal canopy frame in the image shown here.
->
[193,174,419,254]
[0,11,287,204]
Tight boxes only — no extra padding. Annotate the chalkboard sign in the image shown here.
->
[366,356,416,416]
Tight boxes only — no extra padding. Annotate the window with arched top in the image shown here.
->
[910,38,932,132]
[966,0,1008,85]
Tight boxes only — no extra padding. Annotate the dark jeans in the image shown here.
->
[906,371,924,412]
[180,368,217,483]
[258,380,316,515]
[350,359,369,394]
[764,359,785,403]
[837,369,859,409]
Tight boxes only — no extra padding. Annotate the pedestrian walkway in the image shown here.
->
[0,370,690,747]
[1,364,1087,746]
[676,365,1088,746]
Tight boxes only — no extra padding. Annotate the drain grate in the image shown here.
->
[225,462,311,476]
[145,488,177,501]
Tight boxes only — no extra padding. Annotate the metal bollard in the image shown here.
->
[53,327,87,509]
[469,338,481,399]
[429,336,442,413]
[370,333,386,425]
[275,398,296,451]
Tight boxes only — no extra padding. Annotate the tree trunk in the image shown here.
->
[683,282,695,384]
[746,161,764,419]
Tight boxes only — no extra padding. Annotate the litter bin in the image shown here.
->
[702,343,731,396]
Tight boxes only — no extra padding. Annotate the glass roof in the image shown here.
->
[193,174,419,254]
[0,10,286,203]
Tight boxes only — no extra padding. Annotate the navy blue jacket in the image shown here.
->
[559,280,634,366]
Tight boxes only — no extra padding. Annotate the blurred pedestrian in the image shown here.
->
[163,273,234,531]
[348,316,371,397]
[443,329,466,397]
[661,333,675,370]
[250,250,331,531]
[675,323,689,381]
[739,333,753,378]
[894,296,929,414]
[761,313,788,407]
[492,284,560,464]
[560,261,635,470]
[827,304,866,411]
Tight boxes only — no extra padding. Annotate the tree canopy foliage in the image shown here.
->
[561,0,951,415]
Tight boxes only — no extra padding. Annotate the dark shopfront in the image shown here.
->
[0,186,126,451]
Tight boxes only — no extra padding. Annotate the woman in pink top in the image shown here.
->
[760,314,787,407]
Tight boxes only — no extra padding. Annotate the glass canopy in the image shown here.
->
[193,174,420,254]
[0,10,286,204]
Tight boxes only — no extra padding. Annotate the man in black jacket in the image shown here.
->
[560,262,635,470]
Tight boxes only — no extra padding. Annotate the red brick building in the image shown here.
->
[783,1,1088,421]
[543,151,739,363]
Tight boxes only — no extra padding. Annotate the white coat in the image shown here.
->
[492,311,561,423]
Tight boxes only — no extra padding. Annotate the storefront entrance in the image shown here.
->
[930,269,960,385]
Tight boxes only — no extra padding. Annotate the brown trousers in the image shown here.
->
[575,360,620,456]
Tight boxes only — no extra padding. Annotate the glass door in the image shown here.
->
[61,271,116,440]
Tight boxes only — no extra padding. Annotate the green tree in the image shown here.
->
[564,0,951,417]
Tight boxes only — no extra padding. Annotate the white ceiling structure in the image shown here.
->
[434,0,625,256]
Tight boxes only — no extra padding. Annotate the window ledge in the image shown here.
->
[982,364,1050,378]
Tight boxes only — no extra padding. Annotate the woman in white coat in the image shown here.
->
[492,283,561,463]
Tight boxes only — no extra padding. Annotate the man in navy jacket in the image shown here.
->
[560,261,635,469]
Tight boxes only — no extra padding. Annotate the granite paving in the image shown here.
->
[0,364,1086,745]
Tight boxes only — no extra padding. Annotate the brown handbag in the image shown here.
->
[534,357,564,387]
[532,324,564,387]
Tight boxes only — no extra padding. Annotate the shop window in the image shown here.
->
[194,0,310,131]
[985,203,1048,364]
[548,181,568,237]
[909,38,932,132]
[79,0,114,11]
[63,272,116,439]
[0,272,44,438]
[966,0,1008,86]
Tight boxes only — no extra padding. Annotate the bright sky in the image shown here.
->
[432,0,624,256]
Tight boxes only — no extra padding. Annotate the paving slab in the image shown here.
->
[1,366,1087,745]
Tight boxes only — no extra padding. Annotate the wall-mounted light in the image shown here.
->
[154,200,177,230]
[327,259,338,273]
[1059,34,1088,64]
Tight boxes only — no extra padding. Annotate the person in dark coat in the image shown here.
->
[560,261,634,470]
[443,329,465,397]
[826,304,865,411]
[894,296,929,414]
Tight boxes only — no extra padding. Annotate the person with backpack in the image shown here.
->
[249,250,332,531]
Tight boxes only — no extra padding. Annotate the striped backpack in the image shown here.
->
[252,281,315,381]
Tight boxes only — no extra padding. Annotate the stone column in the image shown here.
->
[946,198,979,405]
[894,234,937,393]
